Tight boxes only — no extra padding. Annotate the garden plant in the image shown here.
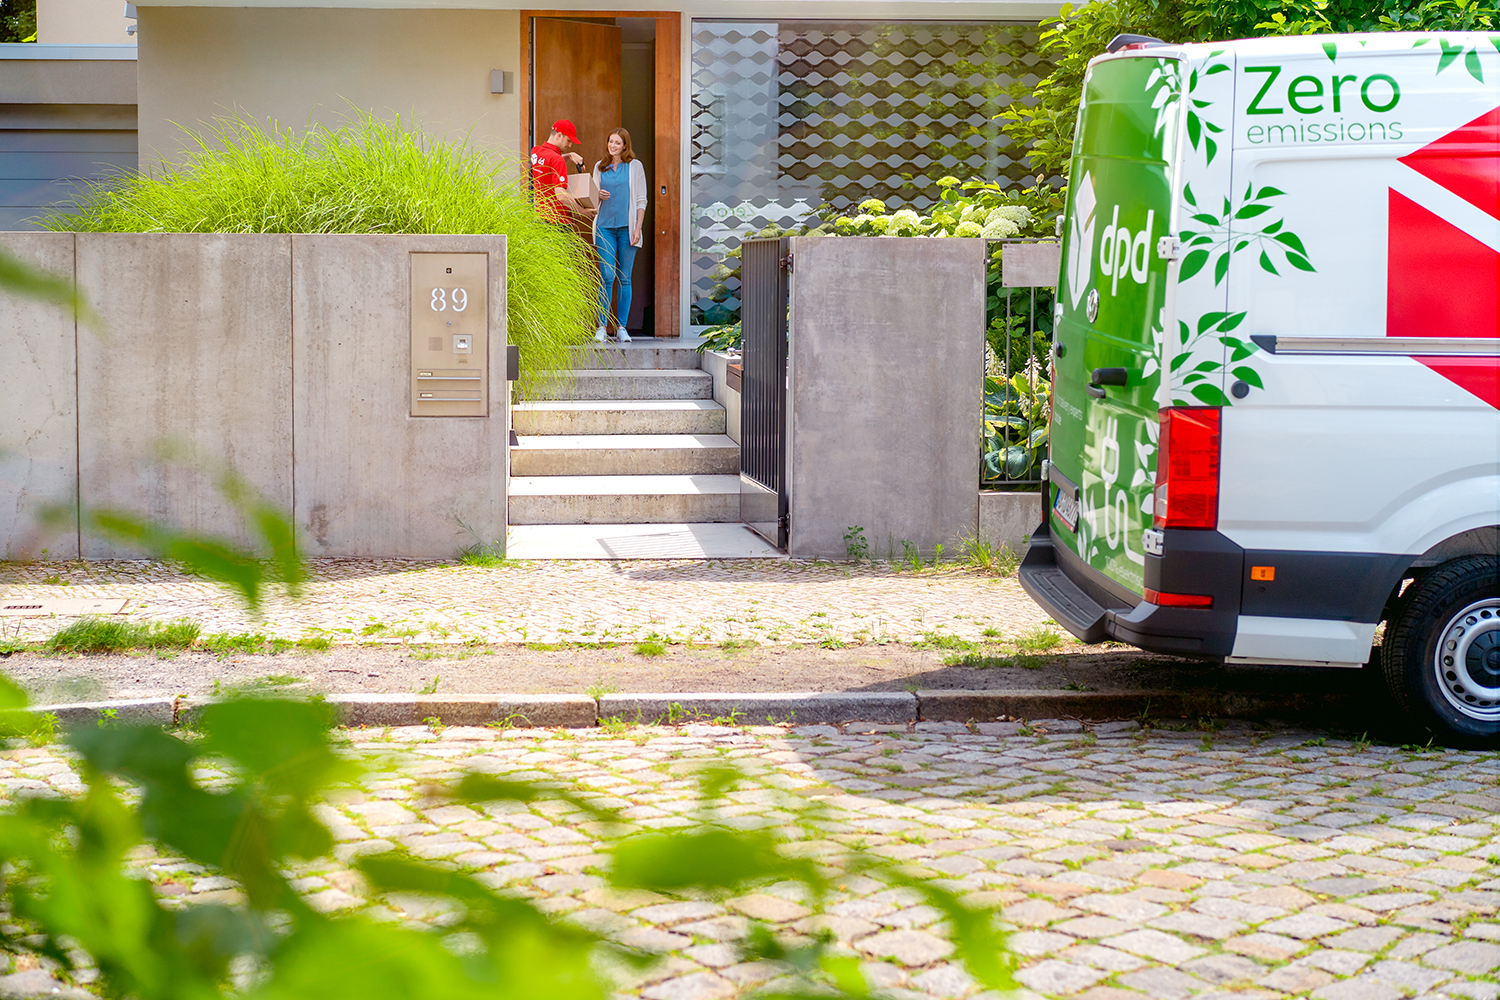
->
[41,114,594,396]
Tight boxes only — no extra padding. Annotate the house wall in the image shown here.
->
[38,0,136,44]
[136,7,523,167]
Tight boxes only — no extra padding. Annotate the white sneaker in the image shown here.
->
[618,329,632,343]
[594,326,607,343]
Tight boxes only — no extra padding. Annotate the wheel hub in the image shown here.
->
[1435,599,1500,722]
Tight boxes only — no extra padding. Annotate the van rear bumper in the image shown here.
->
[1019,523,1238,657]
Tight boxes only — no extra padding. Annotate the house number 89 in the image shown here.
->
[430,288,469,312]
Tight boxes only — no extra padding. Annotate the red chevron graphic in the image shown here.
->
[1388,111,1500,409]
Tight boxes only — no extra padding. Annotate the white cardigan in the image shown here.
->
[591,158,648,247]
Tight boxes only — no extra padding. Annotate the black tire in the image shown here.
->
[1382,555,1500,748]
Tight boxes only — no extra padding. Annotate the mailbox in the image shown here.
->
[411,252,489,417]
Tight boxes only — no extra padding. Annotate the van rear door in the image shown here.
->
[1051,54,1184,599]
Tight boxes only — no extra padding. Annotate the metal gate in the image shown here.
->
[738,237,790,549]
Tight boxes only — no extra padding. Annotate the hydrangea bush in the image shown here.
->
[831,177,1035,240]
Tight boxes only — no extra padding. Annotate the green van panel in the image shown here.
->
[1052,55,1180,595]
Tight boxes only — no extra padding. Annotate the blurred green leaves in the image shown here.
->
[0,695,1015,999]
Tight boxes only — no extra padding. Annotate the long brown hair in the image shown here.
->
[597,127,635,170]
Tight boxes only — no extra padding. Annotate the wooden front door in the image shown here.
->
[533,18,622,183]
[528,12,681,338]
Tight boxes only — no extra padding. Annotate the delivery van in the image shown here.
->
[1019,32,1500,746]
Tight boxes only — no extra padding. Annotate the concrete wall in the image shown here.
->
[76,234,293,557]
[979,490,1038,556]
[136,7,522,167]
[38,0,136,44]
[294,235,509,558]
[700,349,741,445]
[0,232,508,559]
[786,236,984,559]
[0,233,79,559]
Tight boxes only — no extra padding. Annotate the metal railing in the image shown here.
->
[983,239,1059,491]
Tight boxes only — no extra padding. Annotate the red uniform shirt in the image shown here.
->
[530,141,571,224]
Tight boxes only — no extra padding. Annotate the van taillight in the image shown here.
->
[1153,407,1220,529]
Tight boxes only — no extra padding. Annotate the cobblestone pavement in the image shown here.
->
[0,560,1055,647]
[3,720,1498,999]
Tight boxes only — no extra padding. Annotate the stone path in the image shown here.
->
[0,559,1055,647]
[2,719,1497,999]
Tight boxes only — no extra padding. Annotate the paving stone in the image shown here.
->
[1224,932,1307,962]
[1258,964,1335,992]
[1299,948,1371,975]
[855,929,955,966]
[1104,929,1205,964]
[1148,911,1243,940]
[1116,965,1205,1000]
[1421,940,1500,974]
[1013,959,1107,995]
[1259,913,1353,939]
[1310,974,1404,1000]
[1177,953,1263,986]
[639,971,737,1000]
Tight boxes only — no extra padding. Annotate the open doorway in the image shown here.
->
[526,12,681,338]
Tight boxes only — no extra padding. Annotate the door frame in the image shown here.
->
[522,10,682,339]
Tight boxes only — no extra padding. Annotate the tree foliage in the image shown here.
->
[999,0,1500,205]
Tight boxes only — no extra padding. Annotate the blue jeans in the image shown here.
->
[595,226,638,329]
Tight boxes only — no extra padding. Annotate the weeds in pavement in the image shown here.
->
[959,534,1019,577]
[899,540,922,572]
[843,526,870,562]
[415,675,441,695]
[202,632,292,657]
[295,636,332,652]
[1061,680,1090,691]
[718,638,757,651]
[47,616,200,654]
[1013,627,1063,653]
[458,544,512,568]
[634,635,667,658]
[917,632,979,652]
[210,674,304,698]
[586,681,620,700]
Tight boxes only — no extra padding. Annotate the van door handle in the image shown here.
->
[1087,367,1128,398]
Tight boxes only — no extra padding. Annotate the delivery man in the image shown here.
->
[530,120,594,225]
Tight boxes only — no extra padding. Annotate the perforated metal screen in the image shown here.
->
[689,20,1045,325]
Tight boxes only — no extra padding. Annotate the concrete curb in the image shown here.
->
[598,692,915,726]
[25,688,1368,730]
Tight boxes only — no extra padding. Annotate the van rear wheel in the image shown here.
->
[1382,555,1500,748]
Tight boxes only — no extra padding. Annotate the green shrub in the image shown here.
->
[43,113,594,396]
[47,617,201,654]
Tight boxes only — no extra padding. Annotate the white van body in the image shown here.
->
[1020,33,1500,744]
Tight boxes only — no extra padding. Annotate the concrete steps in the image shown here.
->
[511,434,739,476]
[513,400,725,436]
[509,475,741,524]
[540,369,713,401]
[509,340,746,538]
[571,344,705,370]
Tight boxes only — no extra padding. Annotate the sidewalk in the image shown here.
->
[1,558,1053,647]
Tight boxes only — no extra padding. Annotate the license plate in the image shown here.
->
[1052,487,1079,532]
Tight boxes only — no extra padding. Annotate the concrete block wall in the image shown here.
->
[0,233,508,560]
[700,348,742,445]
[785,236,985,560]
[0,233,79,559]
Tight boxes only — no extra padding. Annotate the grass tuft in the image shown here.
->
[458,544,510,568]
[47,617,200,654]
[202,632,291,657]
[43,113,595,395]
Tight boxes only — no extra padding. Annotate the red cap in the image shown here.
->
[552,119,580,143]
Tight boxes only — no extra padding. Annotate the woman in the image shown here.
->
[591,127,648,342]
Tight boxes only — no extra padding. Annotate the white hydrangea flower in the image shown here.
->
[891,208,922,226]
[960,204,987,224]
[955,220,983,238]
[988,205,1032,225]
[981,216,1021,239]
